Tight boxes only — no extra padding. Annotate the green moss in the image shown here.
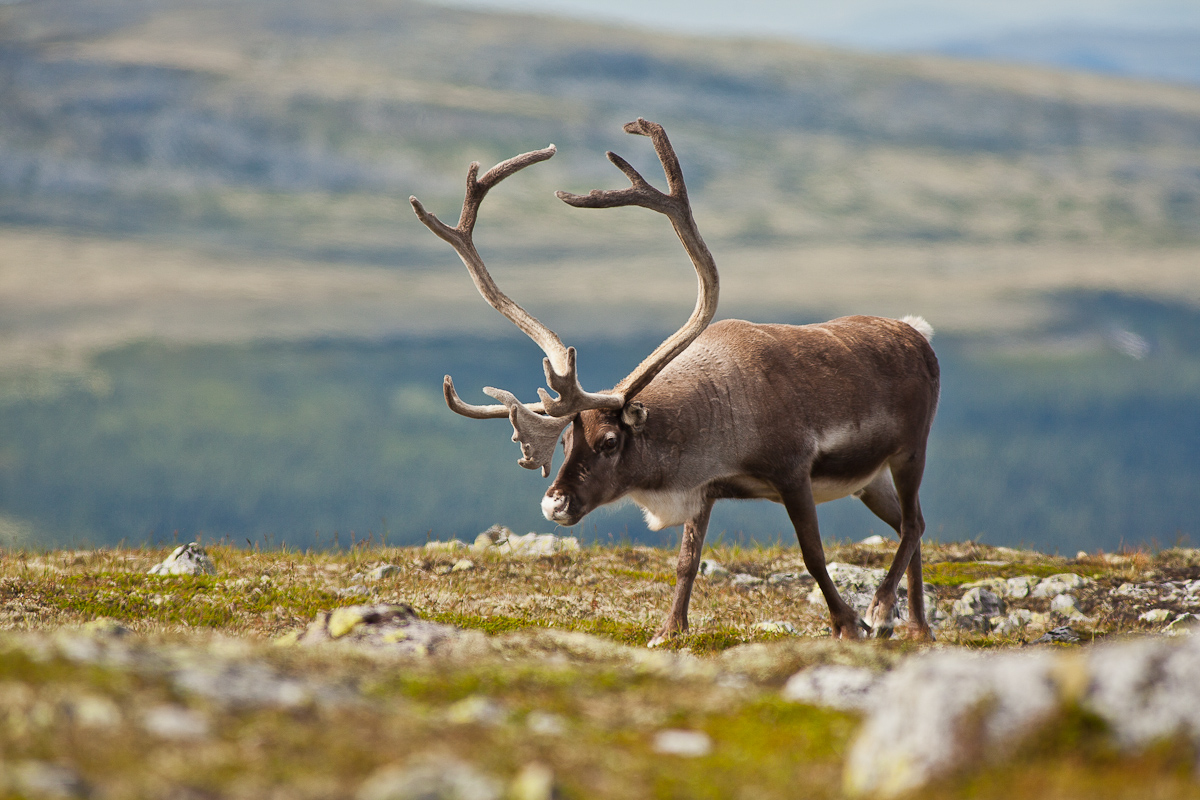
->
[924,562,1108,588]
[24,571,344,629]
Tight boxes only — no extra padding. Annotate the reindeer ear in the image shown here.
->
[622,402,648,432]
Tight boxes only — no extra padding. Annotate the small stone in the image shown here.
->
[500,532,580,556]
[859,534,888,545]
[1030,573,1092,599]
[1005,575,1041,599]
[452,558,475,572]
[329,607,370,638]
[525,711,568,736]
[147,542,216,576]
[81,618,129,637]
[68,695,122,729]
[1050,593,1081,617]
[142,705,209,740]
[730,573,763,587]
[952,587,1003,619]
[509,763,555,800]
[1032,626,1081,644]
[1139,608,1172,624]
[1164,614,1200,636]
[652,729,712,757]
[424,539,467,552]
[782,664,879,711]
[767,570,812,585]
[826,562,886,593]
[447,695,507,726]
[10,761,89,800]
[365,564,398,581]
[698,559,729,579]
[962,578,1008,597]
[752,620,797,635]
[336,585,370,598]
[357,758,501,800]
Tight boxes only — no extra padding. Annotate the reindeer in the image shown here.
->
[410,119,940,643]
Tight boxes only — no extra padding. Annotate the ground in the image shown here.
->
[0,539,1198,799]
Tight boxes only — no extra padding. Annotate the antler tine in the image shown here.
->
[410,144,572,376]
[536,347,624,417]
[483,387,572,477]
[443,375,546,420]
[556,119,719,402]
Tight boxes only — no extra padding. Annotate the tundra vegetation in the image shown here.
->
[1,539,1199,799]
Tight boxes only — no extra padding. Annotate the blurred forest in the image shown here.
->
[0,0,1198,552]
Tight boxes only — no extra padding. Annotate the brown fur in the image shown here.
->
[544,315,940,642]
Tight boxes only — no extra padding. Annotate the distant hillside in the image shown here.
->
[1,0,1199,272]
[937,27,1200,87]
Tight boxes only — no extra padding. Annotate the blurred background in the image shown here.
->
[1,0,1198,552]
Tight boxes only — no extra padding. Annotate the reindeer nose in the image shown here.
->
[541,491,571,523]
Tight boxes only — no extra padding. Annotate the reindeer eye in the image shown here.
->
[597,432,619,454]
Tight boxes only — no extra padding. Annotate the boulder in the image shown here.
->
[782,664,879,711]
[147,543,215,576]
[290,603,486,657]
[357,758,501,800]
[1030,573,1092,599]
[844,635,1200,797]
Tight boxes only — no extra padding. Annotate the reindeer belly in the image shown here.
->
[811,467,885,504]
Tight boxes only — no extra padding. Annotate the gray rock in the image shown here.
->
[752,620,797,635]
[172,660,320,709]
[1032,626,1081,644]
[952,587,1004,619]
[1029,573,1092,599]
[509,763,555,800]
[291,603,486,657]
[826,562,885,594]
[357,758,502,800]
[844,649,1061,797]
[350,564,399,582]
[1139,608,1172,624]
[730,572,763,587]
[1083,635,1200,751]
[698,559,729,579]
[782,664,880,712]
[425,539,469,553]
[1005,575,1042,599]
[847,638,1200,795]
[469,525,578,556]
[6,761,90,799]
[767,570,812,585]
[1165,614,1200,636]
[1050,593,1092,623]
[147,543,215,576]
[142,705,210,740]
[652,729,712,757]
[447,695,508,726]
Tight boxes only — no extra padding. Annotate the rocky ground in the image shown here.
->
[1,532,1199,799]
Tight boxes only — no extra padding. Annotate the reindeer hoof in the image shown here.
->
[903,623,936,642]
[648,629,680,648]
[865,600,897,639]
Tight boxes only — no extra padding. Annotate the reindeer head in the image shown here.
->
[410,119,718,524]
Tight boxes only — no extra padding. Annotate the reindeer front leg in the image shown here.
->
[781,480,866,639]
[649,499,715,648]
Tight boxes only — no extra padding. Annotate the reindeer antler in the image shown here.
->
[557,118,719,401]
[411,145,621,476]
[412,121,719,476]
